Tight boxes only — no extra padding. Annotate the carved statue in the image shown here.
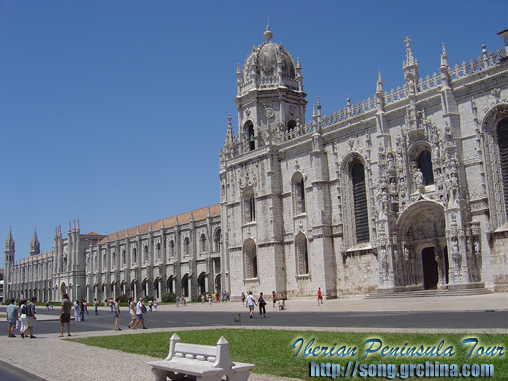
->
[380,247,389,280]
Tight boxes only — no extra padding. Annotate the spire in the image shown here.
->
[440,43,451,86]
[223,114,237,159]
[440,43,449,67]
[376,70,384,93]
[296,57,303,92]
[402,36,419,95]
[375,70,385,112]
[263,19,272,42]
[5,227,15,252]
[30,228,40,256]
[403,36,417,68]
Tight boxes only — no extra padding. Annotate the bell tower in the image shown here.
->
[234,25,307,153]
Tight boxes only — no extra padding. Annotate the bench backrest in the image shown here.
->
[165,334,234,370]
[173,342,217,362]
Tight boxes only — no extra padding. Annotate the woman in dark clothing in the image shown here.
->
[258,292,266,318]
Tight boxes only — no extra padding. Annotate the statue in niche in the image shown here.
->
[380,246,389,280]
[451,237,461,278]
[403,246,413,285]
[474,239,480,255]
[387,153,395,171]
[434,249,445,288]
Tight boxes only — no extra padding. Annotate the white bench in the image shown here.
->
[147,333,255,381]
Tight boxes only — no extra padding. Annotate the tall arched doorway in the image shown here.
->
[422,247,438,290]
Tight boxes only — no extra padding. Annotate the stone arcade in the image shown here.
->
[5,27,508,302]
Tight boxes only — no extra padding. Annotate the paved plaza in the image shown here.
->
[0,294,506,381]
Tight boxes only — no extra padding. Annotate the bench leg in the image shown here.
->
[151,368,168,381]
[230,371,250,381]
[196,373,224,381]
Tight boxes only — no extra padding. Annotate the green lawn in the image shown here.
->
[73,330,507,380]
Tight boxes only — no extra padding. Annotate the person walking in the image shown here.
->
[22,297,37,338]
[272,291,277,308]
[246,291,257,319]
[258,292,267,318]
[153,300,157,311]
[133,298,147,329]
[317,287,323,305]
[6,298,19,338]
[127,297,137,329]
[80,300,85,321]
[18,299,27,338]
[93,298,99,315]
[74,300,81,322]
[59,293,72,337]
[241,292,246,306]
[114,297,122,331]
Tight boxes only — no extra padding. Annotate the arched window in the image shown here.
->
[169,240,175,258]
[352,161,369,243]
[292,172,305,215]
[497,118,508,217]
[122,250,126,267]
[244,121,255,151]
[243,239,257,279]
[243,188,256,223]
[214,229,221,252]
[102,253,106,271]
[144,245,149,263]
[132,248,137,264]
[156,242,161,261]
[417,150,434,186]
[184,237,190,256]
[112,251,116,269]
[295,233,309,275]
[201,234,207,253]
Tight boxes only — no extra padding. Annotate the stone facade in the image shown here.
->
[219,27,508,299]
[4,27,508,302]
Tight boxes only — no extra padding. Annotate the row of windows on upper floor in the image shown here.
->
[240,148,436,244]
[87,230,222,272]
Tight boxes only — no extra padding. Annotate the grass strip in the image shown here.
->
[73,330,507,380]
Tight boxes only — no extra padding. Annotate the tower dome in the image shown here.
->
[238,26,301,94]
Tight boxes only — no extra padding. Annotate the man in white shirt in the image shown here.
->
[133,298,147,329]
[246,291,257,319]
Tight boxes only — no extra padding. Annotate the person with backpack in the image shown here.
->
[133,297,147,329]
[258,292,267,318]
[21,297,37,338]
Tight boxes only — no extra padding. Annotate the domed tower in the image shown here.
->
[235,25,307,152]
[220,25,310,300]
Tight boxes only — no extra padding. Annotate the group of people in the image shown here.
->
[6,297,37,338]
[73,299,89,321]
[242,291,278,319]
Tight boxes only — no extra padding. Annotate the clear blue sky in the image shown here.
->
[1,0,507,262]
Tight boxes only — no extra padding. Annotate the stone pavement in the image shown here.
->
[0,293,506,381]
